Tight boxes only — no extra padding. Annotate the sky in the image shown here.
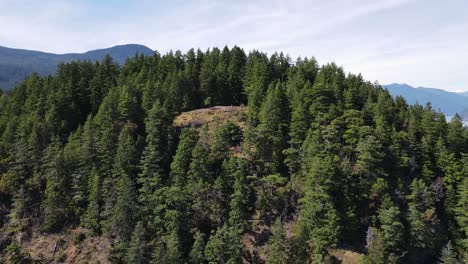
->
[1,0,467,92]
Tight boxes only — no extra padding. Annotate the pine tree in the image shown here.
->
[299,154,340,262]
[126,221,150,264]
[215,46,231,105]
[41,138,70,232]
[188,139,212,185]
[407,179,441,262]
[300,187,339,262]
[204,224,242,264]
[4,241,33,264]
[138,100,170,214]
[309,63,343,115]
[199,48,220,106]
[83,167,101,233]
[364,229,386,264]
[438,241,459,264]
[265,218,289,264]
[244,51,271,123]
[188,139,221,229]
[151,230,183,264]
[170,128,198,186]
[105,123,139,241]
[455,174,468,251]
[228,46,247,104]
[284,82,311,175]
[152,185,193,260]
[377,197,404,261]
[210,121,243,167]
[255,81,289,175]
[229,158,251,227]
[189,230,207,264]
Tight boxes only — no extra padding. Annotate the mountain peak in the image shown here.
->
[0,44,154,90]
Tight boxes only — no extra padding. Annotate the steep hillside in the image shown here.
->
[0,47,466,263]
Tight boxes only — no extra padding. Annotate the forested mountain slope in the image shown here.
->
[0,44,153,90]
[0,47,467,263]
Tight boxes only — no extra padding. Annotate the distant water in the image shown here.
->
[446,116,468,126]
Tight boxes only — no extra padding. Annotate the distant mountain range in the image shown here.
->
[0,44,154,89]
[383,83,468,121]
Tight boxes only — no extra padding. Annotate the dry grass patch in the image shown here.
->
[329,249,364,264]
[173,106,247,131]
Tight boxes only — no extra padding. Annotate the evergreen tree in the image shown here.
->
[228,158,251,227]
[438,241,459,264]
[105,123,139,242]
[407,179,441,262]
[455,175,468,251]
[83,167,102,233]
[299,153,340,262]
[151,229,183,264]
[364,229,386,264]
[244,51,270,123]
[170,128,198,186]
[138,100,170,215]
[190,230,207,264]
[228,46,247,104]
[377,197,404,262]
[4,241,33,264]
[255,81,289,175]
[41,138,70,232]
[265,218,289,264]
[204,224,243,264]
[126,221,150,264]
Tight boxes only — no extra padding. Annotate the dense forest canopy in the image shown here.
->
[0,46,467,263]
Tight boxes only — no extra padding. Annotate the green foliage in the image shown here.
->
[126,221,150,264]
[0,47,466,264]
[41,138,70,232]
[377,198,404,257]
[204,224,243,264]
[151,230,183,264]
[254,81,289,174]
[228,158,252,227]
[265,218,289,264]
[104,124,139,241]
[170,128,198,186]
[4,242,33,264]
[455,175,468,250]
[138,100,171,215]
[438,241,459,264]
[83,168,102,233]
[189,230,206,264]
[364,229,388,264]
[407,179,442,262]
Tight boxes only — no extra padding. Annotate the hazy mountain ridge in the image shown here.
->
[0,44,154,89]
[383,83,468,120]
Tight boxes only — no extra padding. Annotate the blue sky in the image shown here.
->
[1,0,467,92]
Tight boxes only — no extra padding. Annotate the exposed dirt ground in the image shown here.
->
[15,227,111,263]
